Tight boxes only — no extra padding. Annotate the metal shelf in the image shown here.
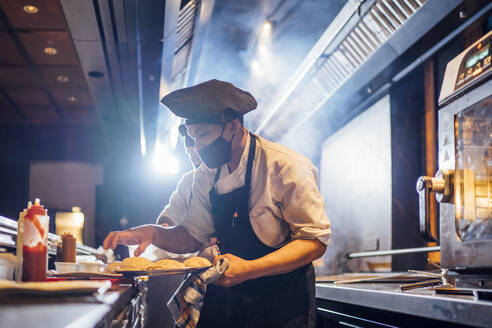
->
[0,215,99,256]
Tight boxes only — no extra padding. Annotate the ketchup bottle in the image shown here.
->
[18,199,50,282]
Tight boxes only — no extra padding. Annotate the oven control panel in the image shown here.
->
[439,30,492,105]
[455,35,491,90]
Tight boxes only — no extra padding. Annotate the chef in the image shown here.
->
[156,124,202,227]
[103,79,331,328]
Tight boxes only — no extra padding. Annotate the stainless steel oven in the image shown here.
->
[418,30,492,271]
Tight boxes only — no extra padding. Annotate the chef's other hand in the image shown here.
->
[213,253,252,287]
[103,225,155,257]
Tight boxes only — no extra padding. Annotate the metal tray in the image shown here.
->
[0,280,111,296]
[116,266,211,277]
[317,272,438,284]
[49,271,123,279]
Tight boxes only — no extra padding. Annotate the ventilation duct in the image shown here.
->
[256,0,463,140]
[314,0,426,95]
[172,0,201,85]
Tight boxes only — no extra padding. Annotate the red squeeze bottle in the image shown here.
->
[21,199,49,282]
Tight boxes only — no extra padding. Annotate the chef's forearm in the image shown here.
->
[247,239,326,279]
[151,225,203,254]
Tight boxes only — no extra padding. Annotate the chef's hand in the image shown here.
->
[213,253,253,287]
[103,225,155,257]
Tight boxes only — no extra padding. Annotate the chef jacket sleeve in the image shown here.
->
[275,160,331,246]
[179,168,216,245]
[156,171,193,225]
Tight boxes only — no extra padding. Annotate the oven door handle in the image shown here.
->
[417,176,439,242]
[416,170,454,242]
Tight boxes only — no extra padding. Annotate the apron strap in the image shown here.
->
[212,164,222,185]
[244,132,256,190]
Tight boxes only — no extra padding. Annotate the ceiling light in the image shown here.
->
[262,20,273,33]
[44,47,58,56]
[23,5,38,14]
[67,96,78,103]
[259,20,274,44]
[56,75,69,83]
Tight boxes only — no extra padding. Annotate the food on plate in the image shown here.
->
[105,261,121,273]
[183,256,212,268]
[146,259,185,271]
[119,257,152,270]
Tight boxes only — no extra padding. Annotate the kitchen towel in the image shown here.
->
[167,257,229,328]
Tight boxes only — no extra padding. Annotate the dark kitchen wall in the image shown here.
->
[390,66,427,271]
[0,122,104,220]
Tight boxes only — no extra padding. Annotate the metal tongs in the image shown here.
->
[399,260,451,291]
[405,262,491,298]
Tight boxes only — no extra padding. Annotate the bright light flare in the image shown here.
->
[251,60,263,77]
[258,44,268,56]
[168,116,182,149]
[152,141,179,175]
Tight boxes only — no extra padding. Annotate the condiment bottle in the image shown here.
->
[20,199,50,282]
[61,233,76,263]
[15,201,29,281]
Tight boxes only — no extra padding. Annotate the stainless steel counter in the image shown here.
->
[0,285,138,328]
[316,280,492,327]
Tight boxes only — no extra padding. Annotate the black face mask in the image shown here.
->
[197,124,232,169]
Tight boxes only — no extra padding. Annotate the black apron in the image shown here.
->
[197,133,315,328]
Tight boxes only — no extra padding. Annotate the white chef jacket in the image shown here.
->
[157,169,195,225]
[154,169,220,260]
[181,133,331,248]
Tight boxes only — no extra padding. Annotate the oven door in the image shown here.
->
[439,78,492,270]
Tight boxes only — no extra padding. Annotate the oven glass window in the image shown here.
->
[455,98,492,242]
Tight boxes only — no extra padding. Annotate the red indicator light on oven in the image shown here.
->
[477,42,482,50]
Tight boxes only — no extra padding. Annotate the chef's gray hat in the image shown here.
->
[160,79,257,124]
